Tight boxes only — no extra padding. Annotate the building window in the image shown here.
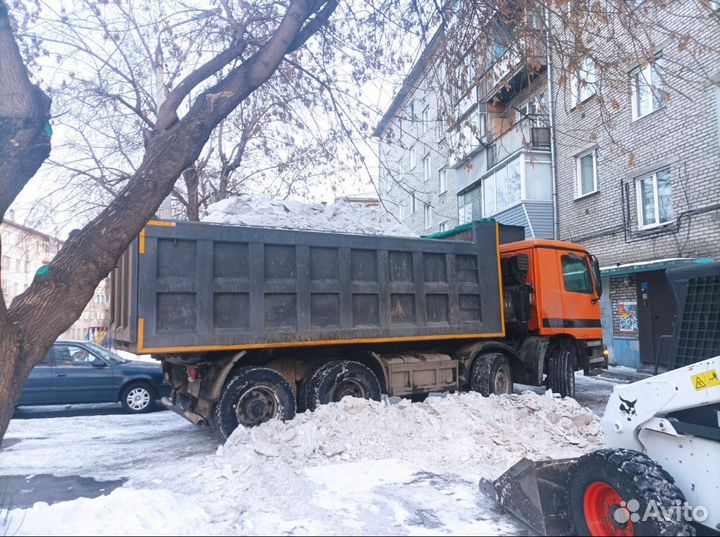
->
[409,145,417,170]
[631,58,667,120]
[458,187,481,223]
[439,168,448,194]
[411,193,417,214]
[439,220,449,232]
[423,154,432,182]
[572,57,596,106]
[636,167,673,229]
[576,149,598,197]
[398,202,406,221]
[422,106,430,134]
[424,204,432,230]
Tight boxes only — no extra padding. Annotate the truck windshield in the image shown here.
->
[561,255,594,294]
[85,342,128,365]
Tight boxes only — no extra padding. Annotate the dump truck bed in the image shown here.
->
[111,219,505,354]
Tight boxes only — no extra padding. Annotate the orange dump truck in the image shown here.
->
[111,219,606,438]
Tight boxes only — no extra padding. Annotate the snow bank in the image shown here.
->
[202,195,417,237]
[7,488,211,536]
[220,391,603,480]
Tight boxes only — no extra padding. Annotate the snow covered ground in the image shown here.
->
[1,375,616,536]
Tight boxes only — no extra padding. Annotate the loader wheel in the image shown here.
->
[470,353,513,396]
[547,343,576,398]
[213,367,296,440]
[303,360,381,412]
[568,448,695,537]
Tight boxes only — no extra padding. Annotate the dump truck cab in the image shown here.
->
[500,239,602,339]
[495,238,605,394]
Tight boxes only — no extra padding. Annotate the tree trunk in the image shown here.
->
[183,167,200,221]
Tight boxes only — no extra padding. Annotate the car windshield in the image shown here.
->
[84,343,128,365]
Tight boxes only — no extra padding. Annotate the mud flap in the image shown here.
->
[479,458,577,536]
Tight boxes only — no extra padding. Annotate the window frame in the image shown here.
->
[561,255,594,295]
[575,149,599,199]
[411,193,417,214]
[408,145,417,171]
[635,167,674,229]
[423,154,432,182]
[571,57,597,107]
[422,105,430,134]
[438,168,448,194]
[423,203,432,230]
[631,58,667,120]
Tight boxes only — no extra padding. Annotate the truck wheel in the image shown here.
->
[213,367,296,439]
[547,344,576,398]
[568,449,694,537]
[470,353,513,396]
[304,360,381,412]
[120,381,156,413]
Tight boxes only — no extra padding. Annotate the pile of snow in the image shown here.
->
[5,390,606,535]
[202,194,417,237]
[220,391,603,480]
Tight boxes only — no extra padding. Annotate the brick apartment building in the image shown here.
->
[375,2,720,368]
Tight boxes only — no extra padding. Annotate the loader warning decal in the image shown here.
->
[692,370,720,391]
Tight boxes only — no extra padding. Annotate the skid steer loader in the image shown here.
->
[482,263,720,536]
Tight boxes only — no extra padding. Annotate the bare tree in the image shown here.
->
[0,0,346,441]
[33,0,353,222]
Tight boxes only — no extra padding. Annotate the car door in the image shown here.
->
[52,344,117,404]
[16,347,56,405]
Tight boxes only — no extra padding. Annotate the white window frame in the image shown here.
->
[571,57,596,107]
[631,59,666,120]
[411,192,417,214]
[438,168,448,194]
[409,145,417,170]
[575,149,599,198]
[422,105,430,134]
[635,168,673,229]
[423,203,432,230]
[439,220,449,232]
[423,154,432,182]
[398,202,406,221]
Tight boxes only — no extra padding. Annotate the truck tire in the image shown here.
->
[547,344,576,398]
[469,353,513,396]
[213,367,296,439]
[568,448,695,536]
[303,360,381,412]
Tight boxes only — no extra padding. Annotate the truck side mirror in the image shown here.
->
[591,255,602,297]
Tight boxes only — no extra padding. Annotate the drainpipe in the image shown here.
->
[544,6,559,240]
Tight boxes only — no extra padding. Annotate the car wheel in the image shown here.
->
[120,382,156,413]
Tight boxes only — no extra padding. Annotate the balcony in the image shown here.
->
[486,114,550,167]
[480,36,547,105]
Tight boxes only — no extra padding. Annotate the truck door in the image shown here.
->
[557,252,601,336]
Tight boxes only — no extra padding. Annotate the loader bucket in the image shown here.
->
[479,458,577,536]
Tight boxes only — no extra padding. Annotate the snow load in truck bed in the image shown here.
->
[202,194,418,237]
